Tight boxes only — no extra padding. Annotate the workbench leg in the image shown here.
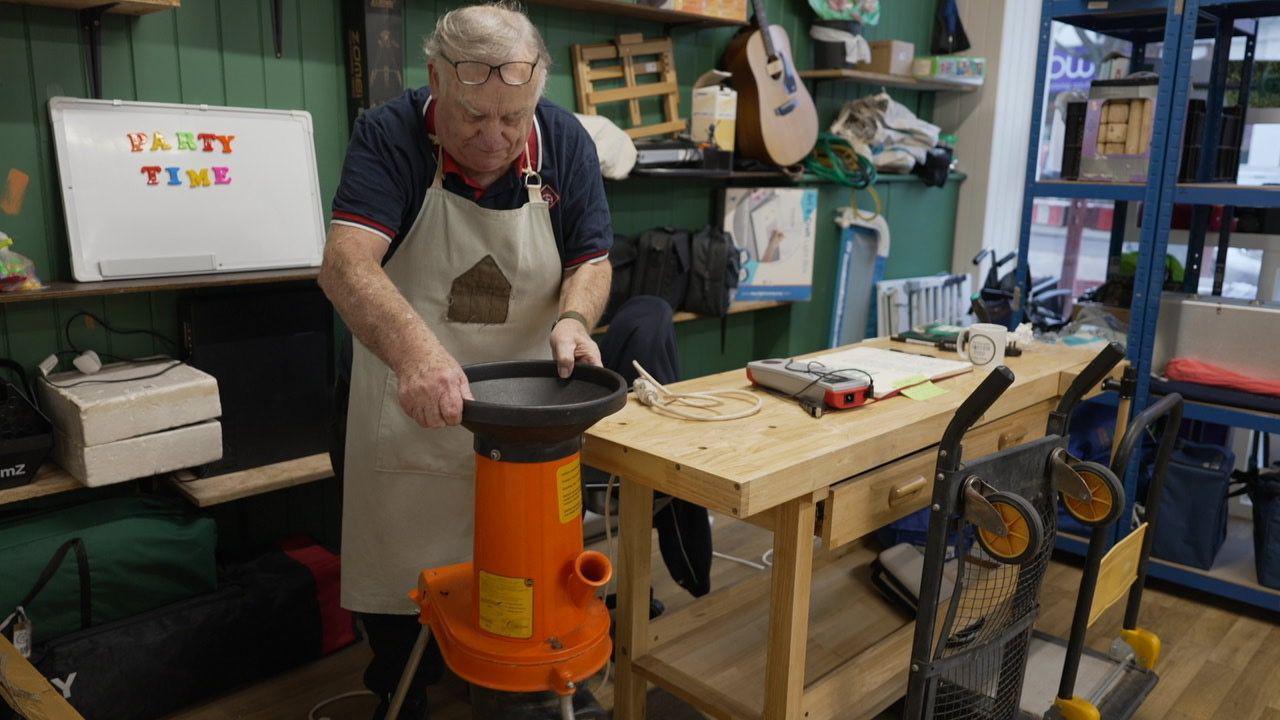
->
[763,494,817,720]
[614,478,655,720]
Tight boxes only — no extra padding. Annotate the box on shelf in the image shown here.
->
[1079,77,1158,182]
[37,360,223,486]
[38,360,221,446]
[863,40,915,76]
[722,187,817,302]
[912,55,985,85]
[691,70,737,153]
[0,379,52,491]
[55,420,223,488]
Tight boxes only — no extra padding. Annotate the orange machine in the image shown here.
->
[396,361,627,718]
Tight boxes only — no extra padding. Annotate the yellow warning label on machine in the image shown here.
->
[557,460,582,523]
[478,571,533,639]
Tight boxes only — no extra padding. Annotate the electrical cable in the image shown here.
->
[712,551,766,571]
[781,360,874,403]
[631,360,762,421]
[62,310,181,357]
[804,132,883,221]
[307,690,377,720]
[38,359,184,389]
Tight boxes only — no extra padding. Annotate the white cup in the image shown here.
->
[957,323,1007,369]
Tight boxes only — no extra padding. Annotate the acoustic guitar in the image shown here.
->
[723,0,820,167]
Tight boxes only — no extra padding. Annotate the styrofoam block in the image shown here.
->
[38,360,221,447]
[56,420,223,487]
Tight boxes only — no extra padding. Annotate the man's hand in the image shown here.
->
[395,348,474,428]
[550,318,602,378]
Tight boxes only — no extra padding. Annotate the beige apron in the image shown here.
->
[341,116,562,614]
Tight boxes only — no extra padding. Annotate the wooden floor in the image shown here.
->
[168,515,1280,720]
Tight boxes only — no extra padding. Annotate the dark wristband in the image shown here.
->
[556,311,591,331]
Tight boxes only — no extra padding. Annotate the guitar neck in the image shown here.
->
[751,0,777,59]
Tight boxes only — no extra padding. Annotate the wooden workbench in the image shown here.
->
[582,338,1114,720]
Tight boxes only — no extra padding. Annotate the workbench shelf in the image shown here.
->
[1019,0,1280,612]
[0,267,320,305]
[523,0,745,27]
[3,0,178,14]
[798,68,980,93]
[0,464,82,507]
[636,543,911,720]
[3,453,333,509]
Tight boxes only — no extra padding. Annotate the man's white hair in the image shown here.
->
[424,2,551,94]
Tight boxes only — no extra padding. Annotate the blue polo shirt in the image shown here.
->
[330,87,612,267]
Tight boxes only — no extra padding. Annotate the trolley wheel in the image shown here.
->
[976,492,1043,565]
[1061,461,1124,527]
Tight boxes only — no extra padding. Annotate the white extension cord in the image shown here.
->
[631,361,762,422]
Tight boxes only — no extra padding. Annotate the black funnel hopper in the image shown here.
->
[461,361,627,461]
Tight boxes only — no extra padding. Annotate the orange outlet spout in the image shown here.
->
[570,551,612,609]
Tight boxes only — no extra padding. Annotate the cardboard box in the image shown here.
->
[38,360,221,447]
[864,40,915,76]
[722,187,818,301]
[55,419,223,487]
[691,70,737,152]
[911,55,985,85]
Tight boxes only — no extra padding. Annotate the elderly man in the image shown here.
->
[319,4,612,717]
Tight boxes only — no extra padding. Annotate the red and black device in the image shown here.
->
[746,358,873,417]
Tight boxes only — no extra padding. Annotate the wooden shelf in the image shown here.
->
[800,67,981,92]
[637,543,911,720]
[3,0,179,14]
[525,0,745,26]
[169,452,333,507]
[0,267,319,304]
[0,464,82,507]
[594,299,787,334]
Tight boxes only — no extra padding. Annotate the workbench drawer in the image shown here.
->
[820,399,1055,549]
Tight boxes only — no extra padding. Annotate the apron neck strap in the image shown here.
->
[429,139,543,203]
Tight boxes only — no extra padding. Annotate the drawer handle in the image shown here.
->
[889,476,928,505]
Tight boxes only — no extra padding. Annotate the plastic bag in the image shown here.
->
[0,233,42,292]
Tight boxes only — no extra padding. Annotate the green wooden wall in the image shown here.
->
[1,0,959,382]
[0,0,959,550]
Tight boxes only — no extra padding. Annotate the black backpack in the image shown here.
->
[631,227,691,312]
[683,226,741,317]
[601,232,638,325]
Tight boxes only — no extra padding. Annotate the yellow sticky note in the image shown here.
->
[902,380,949,401]
[893,374,929,389]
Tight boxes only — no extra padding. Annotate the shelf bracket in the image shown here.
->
[271,0,284,58]
[79,3,117,100]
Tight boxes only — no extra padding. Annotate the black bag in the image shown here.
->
[1247,468,1280,589]
[683,226,741,317]
[2,551,330,720]
[1148,440,1235,570]
[602,232,639,325]
[632,227,691,312]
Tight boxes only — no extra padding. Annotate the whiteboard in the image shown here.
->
[49,97,326,282]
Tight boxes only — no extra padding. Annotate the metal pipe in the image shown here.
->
[1057,524,1111,701]
[386,625,432,719]
[1122,394,1183,629]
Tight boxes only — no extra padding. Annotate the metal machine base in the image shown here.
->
[1018,631,1158,720]
[470,685,606,720]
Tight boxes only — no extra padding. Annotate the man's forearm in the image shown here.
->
[559,260,611,329]
[319,232,441,375]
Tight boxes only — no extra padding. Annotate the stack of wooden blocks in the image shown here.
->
[1095,98,1153,157]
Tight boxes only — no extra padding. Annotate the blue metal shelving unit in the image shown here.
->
[1018,0,1280,613]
